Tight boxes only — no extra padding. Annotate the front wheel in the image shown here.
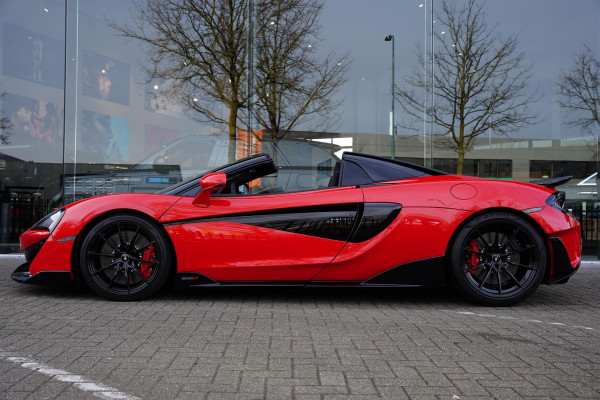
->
[449,212,547,306]
[79,214,172,301]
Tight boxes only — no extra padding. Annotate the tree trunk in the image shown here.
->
[228,103,238,163]
[269,111,279,138]
[456,148,465,175]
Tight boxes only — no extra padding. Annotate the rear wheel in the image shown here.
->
[449,212,546,306]
[79,214,172,301]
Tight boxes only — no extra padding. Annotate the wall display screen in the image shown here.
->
[82,50,130,105]
[1,93,63,163]
[2,23,64,89]
[81,110,129,162]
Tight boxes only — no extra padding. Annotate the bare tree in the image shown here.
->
[0,117,10,145]
[396,0,537,174]
[253,0,348,138]
[1,91,13,145]
[557,45,600,133]
[112,0,249,161]
[113,0,348,159]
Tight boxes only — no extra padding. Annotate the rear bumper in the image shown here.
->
[547,236,580,284]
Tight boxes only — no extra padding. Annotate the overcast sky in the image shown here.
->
[317,0,600,139]
[13,0,599,142]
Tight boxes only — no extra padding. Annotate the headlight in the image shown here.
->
[546,191,566,213]
[31,208,65,233]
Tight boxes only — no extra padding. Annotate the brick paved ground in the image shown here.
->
[0,255,599,399]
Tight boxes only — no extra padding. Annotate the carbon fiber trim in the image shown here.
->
[348,203,402,243]
[547,237,580,284]
[363,256,446,286]
[164,204,360,241]
[164,202,403,242]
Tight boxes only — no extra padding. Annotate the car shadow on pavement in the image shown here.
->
[164,284,471,306]
[11,280,467,305]
[8,278,584,308]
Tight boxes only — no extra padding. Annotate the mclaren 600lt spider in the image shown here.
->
[12,151,581,306]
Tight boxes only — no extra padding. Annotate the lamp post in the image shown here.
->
[385,35,395,159]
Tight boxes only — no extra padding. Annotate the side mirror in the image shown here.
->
[192,172,226,207]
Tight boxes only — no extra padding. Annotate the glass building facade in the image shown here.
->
[0,0,599,254]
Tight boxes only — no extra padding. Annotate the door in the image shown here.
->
[160,186,363,282]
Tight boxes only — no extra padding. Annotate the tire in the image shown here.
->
[449,212,547,306]
[79,214,172,301]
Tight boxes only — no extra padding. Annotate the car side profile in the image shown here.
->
[13,150,581,306]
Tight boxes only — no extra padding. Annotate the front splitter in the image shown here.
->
[12,262,72,285]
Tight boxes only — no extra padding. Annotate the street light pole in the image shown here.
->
[385,35,395,159]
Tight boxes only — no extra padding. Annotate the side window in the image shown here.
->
[218,160,279,195]
[247,173,283,194]
[341,161,372,186]
[272,141,339,193]
[359,159,427,181]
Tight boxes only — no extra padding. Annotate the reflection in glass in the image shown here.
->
[0,0,65,253]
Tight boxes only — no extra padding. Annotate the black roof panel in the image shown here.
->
[342,152,448,183]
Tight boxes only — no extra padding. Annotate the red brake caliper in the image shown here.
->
[468,239,480,274]
[140,245,155,279]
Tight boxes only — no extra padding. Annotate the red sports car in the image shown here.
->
[12,152,581,306]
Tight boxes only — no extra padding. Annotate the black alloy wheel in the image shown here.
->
[449,212,546,306]
[79,214,172,301]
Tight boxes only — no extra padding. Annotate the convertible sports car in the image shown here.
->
[12,151,581,306]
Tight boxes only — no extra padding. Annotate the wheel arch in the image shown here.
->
[70,208,177,284]
[444,206,551,282]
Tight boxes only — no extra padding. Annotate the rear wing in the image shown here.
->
[529,175,572,189]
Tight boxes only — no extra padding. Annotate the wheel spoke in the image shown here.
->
[504,244,535,256]
[479,267,493,289]
[501,227,520,251]
[506,261,537,271]
[500,265,523,288]
[465,247,481,255]
[496,268,503,294]
[98,232,119,253]
[136,241,157,253]
[87,251,114,258]
[476,229,491,250]
[118,223,126,249]
[131,268,149,284]
[465,262,487,274]
[125,266,130,295]
[107,267,122,291]
[130,257,159,264]
[493,225,500,248]
[128,226,140,251]
[90,260,120,276]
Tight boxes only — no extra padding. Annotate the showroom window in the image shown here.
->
[1,0,598,254]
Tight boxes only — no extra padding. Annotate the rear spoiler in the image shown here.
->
[529,176,572,189]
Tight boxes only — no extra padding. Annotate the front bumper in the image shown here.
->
[12,227,74,285]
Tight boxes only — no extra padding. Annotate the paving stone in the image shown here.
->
[0,255,599,400]
[319,371,346,386]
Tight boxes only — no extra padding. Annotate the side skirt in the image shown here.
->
[174,257,447,289]
[174,273,306,288]
[361,256,447,287]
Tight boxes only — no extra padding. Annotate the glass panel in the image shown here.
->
[0,0,65,253]
[2,0,598,257]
